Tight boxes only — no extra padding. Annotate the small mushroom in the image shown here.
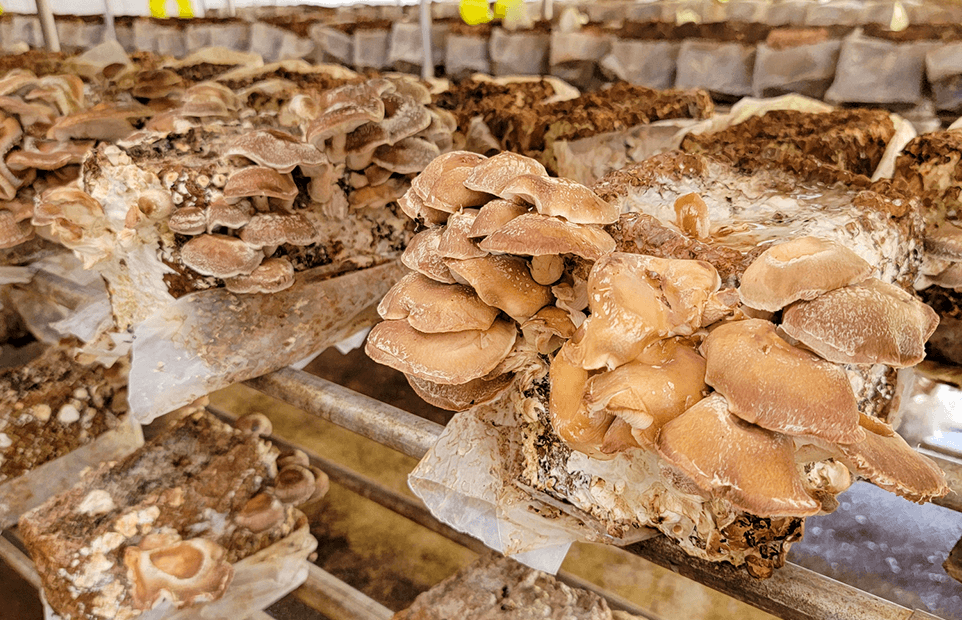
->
[657,394,821,517]
[372,136,440,175]
[406,373,515,411]
[500,174,619,225]
[273,465,317,505]
[468,199,529,238]
[168,207,208,235]
[180,234,263,278]
[446,254,554,323]
[225,257,296,294]
[520,305,576,355]
[549,340,613,458]
[463,151,548,196]
[124,536,234,610]
[239,213,318,247]
[365,318,517,385]
[277,449,310,469]
[223,166,299,206]
[702,319,864,443]
[479,213,616,261]
[401,227,458,284]
[307,466,331,502]
[235,412,273,436]
[738,236,872,312]
[348,178,407,210]
[377,272,499,333]
[379,92,432,144]
[234,492,287,533]
[780,278,939,368]
[673,193,710,239]
[207,199,253,230]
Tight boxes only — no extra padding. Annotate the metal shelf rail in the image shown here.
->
[0,364,959,619]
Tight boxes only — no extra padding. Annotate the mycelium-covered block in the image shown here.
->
[369,149,946,579]
[20,411,318,620]
[0,343,140,529]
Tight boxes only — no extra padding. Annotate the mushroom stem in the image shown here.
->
[529,254,565,285]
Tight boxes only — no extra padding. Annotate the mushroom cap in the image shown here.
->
[702,319,864,443]
[397,188,425,221]
[0,113,22,154]
[520,305,576,354]
[738,236,873,312]
[573,253,721,370]
[500,174,619,225]
[46,102,152,142]
[479,212,616,261]
[224,166,298,202]
[548,340,613,458]
[834,413,948,503]
[401,227,457,284]
[130,68,184,99]
[780,278,939,368]
[235,412,273,436]
[207,199,253,230]
[437,209,486,260]
[180,233,263,278]
[234,492,287,533]
[424,165,492,214]
[225,257,296,294]
[379,92,432,144]
[0,95,56,127]
[6,138,92,171]
[0,209,34,249]
[124,536,234,610]
[924,222,962,261]
[411,150,485,200]
[674,192,710,239]
[306,100,385,145]
[446,254,554,323]
[274,465,317,505]
[32,186,104,227]
[365,318,517,385]
[277,450,311,469]
[239,213,318,247]
[348,177,408,210]
[226,129,327,173]
[468,199,529,238]
[406,372,515,411]
[657,394,821,517]
[463,151,548,196]
[378,272,499,333]
[372,136,440,174]
[586,338,708,449]
[168,207,207,235]
[344,122,391,157]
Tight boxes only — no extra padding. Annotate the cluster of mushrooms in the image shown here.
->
[367,149,949,570]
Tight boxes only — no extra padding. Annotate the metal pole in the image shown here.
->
[35,0,61,52]
[419,0,434,81]
[102,0,117,42]
[225,0,236,18]
[542,0,553,21]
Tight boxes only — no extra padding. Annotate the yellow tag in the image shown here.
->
[494,0,523,20]
[149,0,194,19]
[176,0,194,19]
[460,0,493,26]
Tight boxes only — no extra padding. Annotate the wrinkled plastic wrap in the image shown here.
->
[548,30,613,87]
[185,22,252,52]
[752,40,842,99]
[410,406,657,575]
[600,39,680,89]
[804,0,868,26]
[311,24,353,65]
[42,523,317,620]
[56,20,106,51]
[927,43,962,112]
[490,29,550,76]
[0,414,143,529]
[129,260,406,423]
[676,40,756,98]
[552,118,701,186]
[353,28,392,70]
[388,21,449,70]
[132,20,188,57]
[826,30,938,105]
[2,15,41,51]
[248,22,314,63]
[445,34,491,76]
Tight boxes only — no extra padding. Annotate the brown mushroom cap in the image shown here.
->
[674,192,709,239]
[587,338,708,449]
[702,319,864,443]
[520,305,576,354]
[226,129,327,173]
[224,166,298,202]
[572,253,721,370]
[657,394,821,517]
[235,412,273,436]
[239,213,318,247]
[0,95,56,127]
[168,207,207,235]
[780,278,939,368]
[130,69,184,99]
[424,165,492,214]
[833,413,948,503]
[738,236,873,312]
[365,318,517,385]
[207,199,253,230]
[468,199,529,238]
[378,272,499,333]
[379,92,432,144]
[437,209,486,260]
[225,257,296,294]
[446,254,553,323]
[274,465,317,505]
[411,150,485,200]
[479,213,616,261]
[924,222,962,261]
[499,174,619,225]
[401,227,457,284]
[306,100,385,146]
[46,102,152,142]
[372,136,440,174]
[234,492,287,533]
[180,233,263,278]
[549,340,613,458]
[6,138,92,171]
[406,372,515,411]
[0,209,34,248]
[124,537,234,610]
[463,151,548,196]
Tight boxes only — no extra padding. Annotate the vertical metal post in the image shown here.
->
[543,0,553,21]
[102,0,117,42]
[35,0,61,52]
[419,0,434,80]
[225,0,237,18]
